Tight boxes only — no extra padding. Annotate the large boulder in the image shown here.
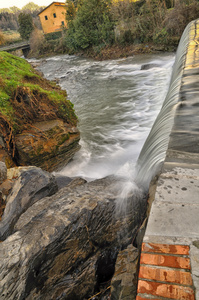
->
[0,166,58,241]
[0,175,147,300]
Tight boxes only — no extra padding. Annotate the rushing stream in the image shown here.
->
[34,53,175,183]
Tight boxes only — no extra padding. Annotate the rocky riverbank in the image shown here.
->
[0,51,149,299]
[0,52,80,171]
[0,162,147,299]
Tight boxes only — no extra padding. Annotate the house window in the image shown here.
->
[45,15,48,20]
[61,21,64,26]
[53,13,57,18]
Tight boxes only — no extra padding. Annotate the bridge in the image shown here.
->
[0,41,30,57]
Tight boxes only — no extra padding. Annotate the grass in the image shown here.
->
[2,30,22,44]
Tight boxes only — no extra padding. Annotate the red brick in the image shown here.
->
[142,243,190,255]
[139,265,193,286]
[137,280,195,300]
[140,253,191,269]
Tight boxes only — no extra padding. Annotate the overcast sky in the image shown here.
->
[0,0,62,9]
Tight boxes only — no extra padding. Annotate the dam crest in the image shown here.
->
[136,19,199,300]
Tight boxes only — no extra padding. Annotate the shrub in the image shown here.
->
[44,31,62,41]
[29,28,45,55]
[165,0,199,37]
[18,12,34,40]
[0,30,5,45]
[65,0,115,51]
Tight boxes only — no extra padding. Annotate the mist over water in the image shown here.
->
[36,53,174,183]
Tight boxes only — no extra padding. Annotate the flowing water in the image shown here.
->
[136,22,192,189]
[34,53,175,185]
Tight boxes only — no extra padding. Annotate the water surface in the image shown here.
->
[35,53,175,181]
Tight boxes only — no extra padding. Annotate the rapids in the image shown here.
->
[34,53,175,183]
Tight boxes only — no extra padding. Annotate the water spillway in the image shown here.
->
[135,20,194,189]
[137,19,199,300]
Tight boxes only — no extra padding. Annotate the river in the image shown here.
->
[33,53,175,182]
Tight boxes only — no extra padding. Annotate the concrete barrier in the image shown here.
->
[136,19,199,300]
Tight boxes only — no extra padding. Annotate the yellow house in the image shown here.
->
[38,2,67,34]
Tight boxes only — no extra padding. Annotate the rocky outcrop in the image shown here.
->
[0,167,58,241]
[0,52,80,172]
[15,119,80,171]
[0,174,147,300]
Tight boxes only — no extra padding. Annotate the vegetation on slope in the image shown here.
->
[17,0,199,59]
[0,51,77,157]
[64,0,199,56]
[1,0,199,59]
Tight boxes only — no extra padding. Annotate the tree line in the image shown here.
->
[0,2,43,32]
[64,0,199,53]
[1,0,199,57]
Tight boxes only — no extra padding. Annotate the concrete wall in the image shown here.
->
[137,19,199,300]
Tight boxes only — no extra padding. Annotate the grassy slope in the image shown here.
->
[0,51,77,135]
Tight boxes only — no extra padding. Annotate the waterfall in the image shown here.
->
[135,20,194,190]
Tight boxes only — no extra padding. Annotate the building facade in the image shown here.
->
[38,2,67,34]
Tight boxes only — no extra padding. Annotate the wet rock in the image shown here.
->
[54,174,73,190]
[0,166,58,241]
[0,162,7,184]
[111,244,139,300]
[141,63,160,70]
[15,119,80,172]
[0,176,147,300]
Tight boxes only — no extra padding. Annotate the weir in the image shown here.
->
[135,21,192,189]
[136,19,199,299]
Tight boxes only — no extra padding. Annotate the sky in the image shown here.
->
[0,0,58,9]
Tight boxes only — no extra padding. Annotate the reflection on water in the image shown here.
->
[35,53,175,181]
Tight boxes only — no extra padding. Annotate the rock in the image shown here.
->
[0,162,7,184]
[141,63,160,70]
[7,166,37,180]
[0,191,6,221]
[15,119,80,172]
[54,174,73,190]
[134,217,148,250]
[111,244,139,300]
[0,166,58,241]
[0,137,16,169]
[0,53,80,172]
[0,179,14,197]
[0,176,147,300]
